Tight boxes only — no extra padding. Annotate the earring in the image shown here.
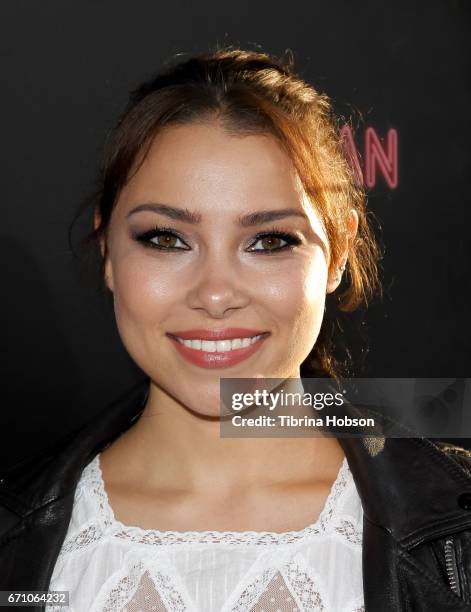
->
[335,263,346,282]
[329,262,347,289]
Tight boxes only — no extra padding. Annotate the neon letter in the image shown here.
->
[339,125,363,188]
[365,127,398,189]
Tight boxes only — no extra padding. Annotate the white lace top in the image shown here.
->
[46,454,364,612]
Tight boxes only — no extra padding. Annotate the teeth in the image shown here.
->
[176,335,264,352]
[202,340,216,352]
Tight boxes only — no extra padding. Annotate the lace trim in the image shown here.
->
[229,558,328,611]
[283,560,326,610]
[60,521,108,555]
[74,453,359,546]
[334,518,363,546]
[229,566,280,611]
[90,561,189,612]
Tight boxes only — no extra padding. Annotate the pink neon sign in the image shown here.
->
[340,125,399,189]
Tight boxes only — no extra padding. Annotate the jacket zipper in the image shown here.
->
[444,536,461,598]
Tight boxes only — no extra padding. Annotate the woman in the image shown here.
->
[1,48,471,612]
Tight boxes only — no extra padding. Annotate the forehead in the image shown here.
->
[118,121,306,214]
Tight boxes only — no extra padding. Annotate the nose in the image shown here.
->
[185,259,249,318]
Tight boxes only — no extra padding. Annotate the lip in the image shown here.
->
[167,328,267,341]
[166,330,270,369]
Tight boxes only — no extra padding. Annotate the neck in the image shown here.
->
[104,377,345,494]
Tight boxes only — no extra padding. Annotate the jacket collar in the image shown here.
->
[2,376,471,546]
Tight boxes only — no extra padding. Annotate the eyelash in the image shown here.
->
[132,225,302,255]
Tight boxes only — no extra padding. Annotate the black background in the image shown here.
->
[1,1,470,467]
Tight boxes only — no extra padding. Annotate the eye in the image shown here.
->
[131,226,302,254]
[248,230,302,254]
[132,227,190,251]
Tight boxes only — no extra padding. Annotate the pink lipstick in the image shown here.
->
[166,328,270,369]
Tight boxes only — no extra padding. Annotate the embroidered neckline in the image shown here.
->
[80,453,353,546]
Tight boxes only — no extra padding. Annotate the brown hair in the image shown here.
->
[78,46,382,379]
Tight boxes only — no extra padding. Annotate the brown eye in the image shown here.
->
[260,236,283,250]
[250,234,291,252]
[132,227,189,250]
[248,230,301,255]
[153,233,178,248]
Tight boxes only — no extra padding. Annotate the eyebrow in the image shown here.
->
[125,203,308,226]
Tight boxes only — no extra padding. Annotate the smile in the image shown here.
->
[166,331,270,369]
[174,335,264,352]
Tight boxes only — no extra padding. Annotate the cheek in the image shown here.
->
[256,252,328,367]
[110,253,180,341]
[282,253,328,369]
[300,257,329,343]
[263,252,327,326]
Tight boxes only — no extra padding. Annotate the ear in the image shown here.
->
[94,208,114,293]
[326,209,359,294]
[103,255,114,293]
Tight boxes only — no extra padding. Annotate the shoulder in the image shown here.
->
[0,427,81,527]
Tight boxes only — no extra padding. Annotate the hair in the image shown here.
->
[72,46,383,380]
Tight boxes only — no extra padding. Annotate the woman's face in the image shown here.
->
[102,121,346,416]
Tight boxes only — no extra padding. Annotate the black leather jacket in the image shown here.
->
[1,378,471,612]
